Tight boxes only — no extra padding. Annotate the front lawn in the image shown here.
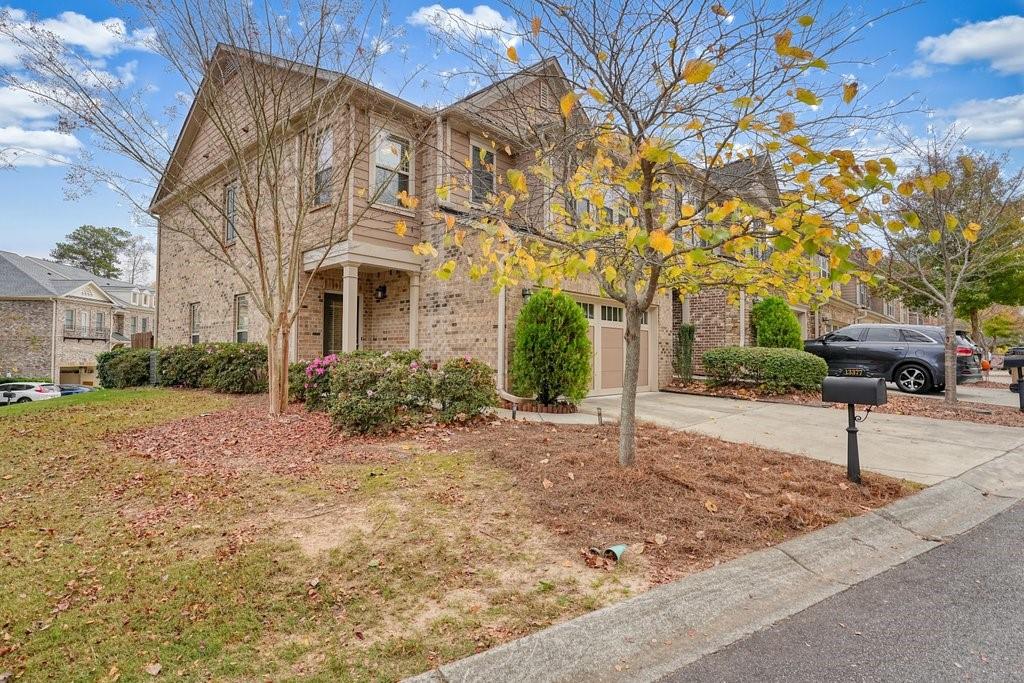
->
[1,389,915,681]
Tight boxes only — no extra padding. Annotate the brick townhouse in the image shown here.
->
[0,251,156,384]
[152,49,671,396]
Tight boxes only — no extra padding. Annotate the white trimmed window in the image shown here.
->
[64,309,75,329]
[856,283,869,306]
[578,302,595,319]
[130,316,138,335]
[224,181,238,241]
[374,132,412,206]
[94,312,105,330]
[471,142,495,204]
[141,317,148,333]
[817,254,830,279]
[234,294,249,343]
[313,127,333,206]
[189,303,200,344]
[131,291,138,305]
[601,305,623,323]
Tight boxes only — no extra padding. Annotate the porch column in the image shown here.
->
[408,271,420,349]
[342,264,359,352]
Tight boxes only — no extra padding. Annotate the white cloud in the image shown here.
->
[0,125,80,166]
[0,86,52,126]
[917,15,1024,74]
[408,4,519,47]
[949,94,1024,147]
[0,8,154,66]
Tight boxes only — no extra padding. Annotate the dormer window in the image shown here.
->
[131,291,138,305]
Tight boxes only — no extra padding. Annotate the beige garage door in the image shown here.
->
[575,298,654,396]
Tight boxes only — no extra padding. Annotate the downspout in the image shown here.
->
[738,291,746,346]
[496,286,506,391]
[50,298,58,383]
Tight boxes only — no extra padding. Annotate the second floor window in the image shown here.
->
[856,283,869,306]
[64,309,74,329]
[224,182,237,241]
[94,312,105,330]
[141,317,149,333]
[471,143,495,205]
[131,316,138,335]
[313,128,333,206]
[189,303,200,344]
[235,294,249,343]
[374,133,411,206]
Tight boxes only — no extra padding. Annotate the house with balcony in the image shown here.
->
[0,251,156,385]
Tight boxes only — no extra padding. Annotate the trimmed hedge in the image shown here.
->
[97,348,152,389]
[673,323,696,383]
[510,290,592,404]
[751,297,803,349]
[435,357,498,422]
[703,346,827,393]
[158,342,267,394]
[288,361,308,402]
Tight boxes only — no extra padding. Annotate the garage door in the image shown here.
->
[575,297,655,396]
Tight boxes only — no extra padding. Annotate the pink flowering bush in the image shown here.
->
[329,350,434,434]
[300,354,340,412]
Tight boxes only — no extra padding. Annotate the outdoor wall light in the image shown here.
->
[374,285,388,301]
[521,288,532,300]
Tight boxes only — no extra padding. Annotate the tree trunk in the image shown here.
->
[266,312,291,417]
[943,304,958,406]
[970,309,984,353]
[618,305,643,467]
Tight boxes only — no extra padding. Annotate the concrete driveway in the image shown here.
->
[918,382,1023,409]
[582,392,1024,485]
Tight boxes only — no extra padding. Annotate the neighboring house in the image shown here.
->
[151,48,671,396]
[0,251,156,385]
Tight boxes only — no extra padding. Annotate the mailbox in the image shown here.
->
[1004,348,1024,412]
[822,376,888,406]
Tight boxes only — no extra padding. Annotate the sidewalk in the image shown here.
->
[406,448,1024,683]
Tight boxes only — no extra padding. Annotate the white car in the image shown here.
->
[0,382,62,405]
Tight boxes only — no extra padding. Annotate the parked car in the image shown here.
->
[804,324,983,394]
[59,384,98,396]
[0,382,62,405]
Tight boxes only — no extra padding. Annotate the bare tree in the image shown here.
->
[1,0,423,415]
[119,233,154,284]
[417,0,910,465]
[865,132,1024,404]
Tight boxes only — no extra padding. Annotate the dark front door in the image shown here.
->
[323,293,344,355]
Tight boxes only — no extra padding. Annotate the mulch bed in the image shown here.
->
[109,396,915,585]
[972,380,1014,390]
[669,381,1024,428]
[499,399,578,414]
[425,421,914,583]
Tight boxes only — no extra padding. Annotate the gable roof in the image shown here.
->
[0,251,132,304]
[149,45,570,212]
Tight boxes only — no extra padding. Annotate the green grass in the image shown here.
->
[0,389,634,681]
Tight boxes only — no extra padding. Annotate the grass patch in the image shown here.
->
[0,390,633,681]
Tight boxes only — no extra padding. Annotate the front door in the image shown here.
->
[323,293,344,355]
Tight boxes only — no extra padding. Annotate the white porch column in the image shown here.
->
[342,264,359,352]
[408,271,420,349]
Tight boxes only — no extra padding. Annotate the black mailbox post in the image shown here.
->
[822,377,888,484]
[1004,347,1024,413]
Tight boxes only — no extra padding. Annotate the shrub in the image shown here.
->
[673,324,696,383]
[158,344,211,389]
[510,290,591,404]
[288,361,308,402]
[703,346,827,393]
[158,342,267,394]
[329,350,434,434]
[435,356,498,422]
[202,343,268,394]
[302,354,340,412]
[750,297,803,349]
[97,348,152,388]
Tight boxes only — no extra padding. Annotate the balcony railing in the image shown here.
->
[63,325,110,340]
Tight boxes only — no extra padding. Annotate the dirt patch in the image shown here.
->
[426,421,914,584]
[671,381,1024,428]
[973,380,1014,390]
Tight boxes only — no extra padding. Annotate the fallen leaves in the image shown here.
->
[704,500,719,514]
[144,663,162,676]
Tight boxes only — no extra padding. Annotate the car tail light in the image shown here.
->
[956,346,973,357]
[34,386,45,393]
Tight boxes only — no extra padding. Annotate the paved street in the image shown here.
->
[583,392,1024,484]
[663,502,1024,683]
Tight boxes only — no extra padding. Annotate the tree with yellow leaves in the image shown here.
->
[861,134,1024,405]
[416,0,913,465]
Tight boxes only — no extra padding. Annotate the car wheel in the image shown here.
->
[895,364,932,394]
[15,397,30,403]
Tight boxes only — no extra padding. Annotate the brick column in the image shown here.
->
[342,264,359,352]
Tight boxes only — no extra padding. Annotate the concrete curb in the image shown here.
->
[404,450,1023,683]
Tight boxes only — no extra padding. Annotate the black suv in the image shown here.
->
[804,324,982,394]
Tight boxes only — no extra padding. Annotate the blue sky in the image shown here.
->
[2,0,1024,257]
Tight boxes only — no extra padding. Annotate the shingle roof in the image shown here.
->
[0,251,148,301]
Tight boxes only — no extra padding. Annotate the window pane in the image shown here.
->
[377,135,409,172]
[901,329,932,343]
[64,310,74,328]
[224,183,237,241]
[471,145,494,204]
[864,327,901,342]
